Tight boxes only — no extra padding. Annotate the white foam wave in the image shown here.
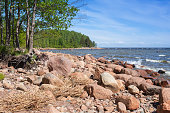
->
[159,54,166,57]
[126,60,142,68]
[165,71,170,76]
[135,57,140,59]
[146,59,170,63]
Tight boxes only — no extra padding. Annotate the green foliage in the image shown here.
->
[0,73,5,81]
[34,30,96,48]
[0,45,28,56]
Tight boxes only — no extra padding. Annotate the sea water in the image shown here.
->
[41,48,170,80]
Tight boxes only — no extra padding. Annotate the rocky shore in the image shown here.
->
[39,47,103,50]
[0,49,170,113]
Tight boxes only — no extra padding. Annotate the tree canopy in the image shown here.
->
[0,0,88,53]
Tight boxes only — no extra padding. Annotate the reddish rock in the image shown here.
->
[157,88,170,113]
[121,68,140,77]
[146,79,153,85]
[161,80,170,87]
[42,73,64,87]
[104,106,114,112]
[70,72,93,84]
[114,74,132,82]
[27,75,36,83]
[126,77,146,87]
[136,69,148,77]
[114,65,124,74]
[128,85,139,94]
[106,64,117,69]
[117,102,127,113]
[84,84,113,99]
[47,56,72,76]
[104,67,113,72]
[150,72,160,77]
[93,67,104,81]
[139,82,161,95]
[116,95,140,110]
[84,54,92,61]
[98,57,108,64]
[124,64,133,69]
[80,91,88,98]
[145,69,154,74]
[37,69,46,76]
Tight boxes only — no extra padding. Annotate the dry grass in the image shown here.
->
[0,90,56,112]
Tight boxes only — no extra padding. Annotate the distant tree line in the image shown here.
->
[34,30,96,48]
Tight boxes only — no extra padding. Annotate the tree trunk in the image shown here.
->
[5,0,9,46]
[29,0,37,53]
[16,2,20,48]
[26,0,30,49]
[7,0,12,45]
[0,0,3,45]
[12,0,15,47]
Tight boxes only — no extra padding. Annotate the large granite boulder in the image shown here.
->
[101,72,119,93]
[47,56,72,76]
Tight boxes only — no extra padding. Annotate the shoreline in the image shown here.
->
[0,50,169,112]
[38,47,104,50]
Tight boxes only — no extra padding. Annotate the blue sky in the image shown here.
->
[69,0,170,47]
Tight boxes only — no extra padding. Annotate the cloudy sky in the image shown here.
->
[69,0,170,47]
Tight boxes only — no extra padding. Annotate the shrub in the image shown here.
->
[0,73,5,80]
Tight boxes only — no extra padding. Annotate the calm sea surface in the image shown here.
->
[41,48,170,79]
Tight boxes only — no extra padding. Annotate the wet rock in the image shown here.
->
[157,88,170,113]
[124,64,133,69]
[101,72,119,93]
[84,84,113,99]
[117,102,127,113]
[116,95,140,110]
[42,73,64,87]
[145,69,154,74]
[47,56,72,76]
[136,69,148,77]
[161,80,170,87]
[150,72,160,77]
[158,70,165,74]
[128,85,139,94]
[139,83,161,95]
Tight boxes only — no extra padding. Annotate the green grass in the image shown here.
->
[0,73,5,80]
